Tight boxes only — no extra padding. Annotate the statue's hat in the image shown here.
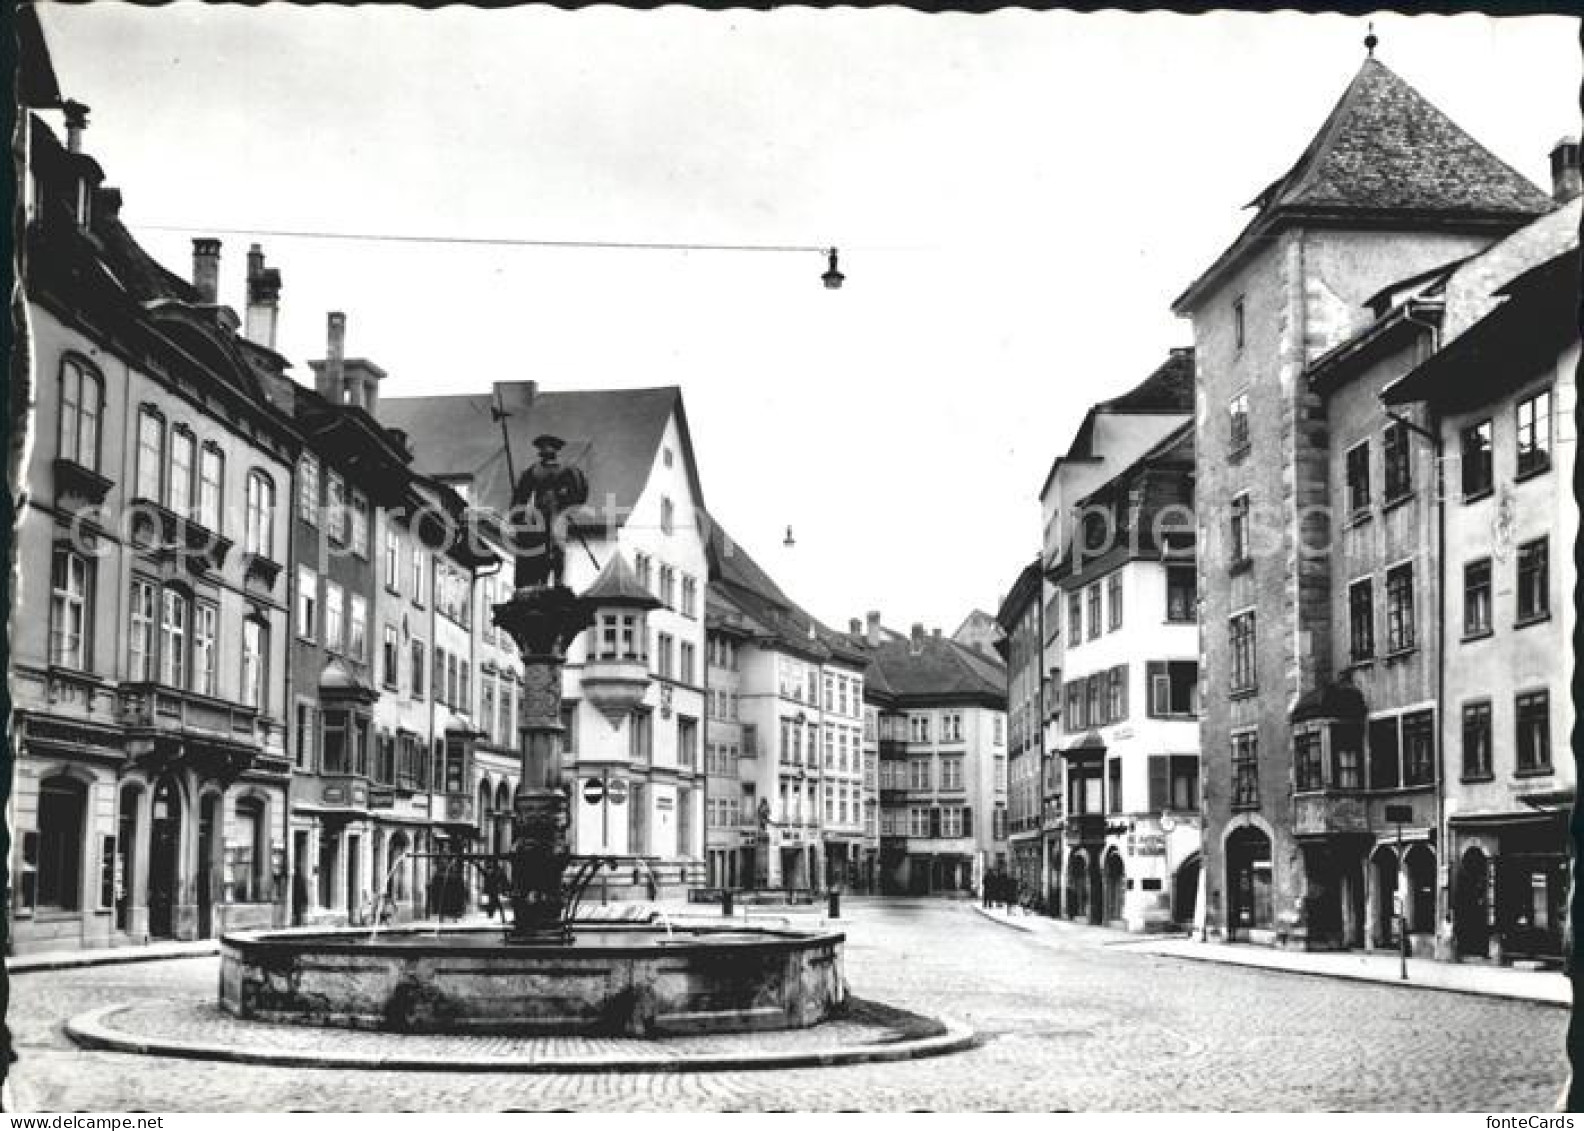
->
[532,434,566,452]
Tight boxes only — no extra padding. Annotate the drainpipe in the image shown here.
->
[1385,298,1445,959]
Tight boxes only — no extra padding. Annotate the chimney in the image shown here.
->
[316,311,347,402]
[865,611,881,648]
[1550,137,1581,203]
[191,238,221,304]
[849,618,861,636]
[62,100,88,153]
[910,623,925,653]
[932,627,942,640]
[245,244,282,350]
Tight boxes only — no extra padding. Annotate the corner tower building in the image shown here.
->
[1171,54,1554,947]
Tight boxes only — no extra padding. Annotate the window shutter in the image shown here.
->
[1148,755,1168,812]
[1116,665,1128,721]
[961,806,973,837]
[1146,662,1163,717]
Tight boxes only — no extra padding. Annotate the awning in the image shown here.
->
[1060,730,1107,758]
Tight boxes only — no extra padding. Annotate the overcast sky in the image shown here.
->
[37,5,1580,637]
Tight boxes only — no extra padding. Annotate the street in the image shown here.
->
[8,897,1568,1111]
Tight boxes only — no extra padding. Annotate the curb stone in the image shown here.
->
[64,1002,979,1074]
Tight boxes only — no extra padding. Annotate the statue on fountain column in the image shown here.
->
[509,434,589,591]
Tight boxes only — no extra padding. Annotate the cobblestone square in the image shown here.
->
[8,899,1568,1112]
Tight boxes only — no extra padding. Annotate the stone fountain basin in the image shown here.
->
[219,924,846,1037]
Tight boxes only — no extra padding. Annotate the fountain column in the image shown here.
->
[493,584,593,944]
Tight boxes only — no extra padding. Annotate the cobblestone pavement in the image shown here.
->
[9,897,1569,1112]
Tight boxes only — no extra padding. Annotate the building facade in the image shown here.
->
[1174,54,1557,949]
[996,561,1046,902]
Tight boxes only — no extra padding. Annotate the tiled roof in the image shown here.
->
[1040,348,1193,498]
[583,551,662,608]
[857,628,1007,705]
[378,384,703,530]
[1255,58,1554,216]
[1175,57,1553,313]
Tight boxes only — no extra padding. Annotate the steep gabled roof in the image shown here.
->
[1175,57,1553,314]
[859,630,1008,705]
[378,384,704,531]
[1039,348,1194,500]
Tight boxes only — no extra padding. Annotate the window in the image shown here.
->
[629,710,653,762]
[681,575,697,618]
[298,452,320,525]
[459,661,471,713]
[296,566,318,640]
[1229,611,1256,692]
[659,566,676,610]
[1233,296,1245,350]
[1461,701,1492,780]
[168,427,195,519]
[1348,579,1374,662]
[1517,538,1548,623]
[1086,584,1101,640]
[1516,389,1552,477]
[655,632,674,679]
[1385,564,1415,652]
[327,472,347,545]
[294,703,315,770]
[909,758,931,790]
[322,710,349,774]
[1086,674,1102,727]
[1294,730,1325,792]
[1146,661,1197,717]
[1231,731,1258,809]
[480,675,496,743]
[349,596,367,661]
[1383,421,1412,502]
[198,445,224,532]
[159,588,188,688]
[324,583,345,652]
[128,579,156,681]
[1148,754,1200,811]
[349,491,370,558]
[384,528,399,590]
[1460,421,1493,499]
[1107,758,1122,814]
[58,357,102,471]
[1345,442,1370,515]
[1230,493,1251,564]
[940,756,963,791]
[661,497,675,534]
[411,548,426,606]
[1066,592,1082,648]
[136,407,165,502]
[1166,565,1195,622]
[1368,717,1401,790]
[635,552,652,593]
[1105,665,1127,722]
[1228,391,1249,451]
[1402,710,1434,786]
[1516,691,1551,773]
[193,602,218,696]
[680,641,695,685]
[1333,724,1363,790]
[383,626,399,688]
[1065,681,1084,731]
[240,619,267,709]
[410,639,425,697]
[1463,559,1491,637]
[1107,573,1123,631]
[245,471,276,558]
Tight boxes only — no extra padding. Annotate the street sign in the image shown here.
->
[582,777,605,805]
[607,778,629,806]
[1384,803,1413,824]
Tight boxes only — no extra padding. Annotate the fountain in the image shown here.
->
[218,438,846,1037]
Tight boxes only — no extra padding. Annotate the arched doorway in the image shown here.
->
[148,777,183,939]
[1103,850,1126,924]
[1226,826,1273,938]
[1404,843,1436,936]
[115,784,141,932]
[1371,846,1399,948]
[1455,848,1491,959]
[1173,853,1202,926]
[1067,852,1089,921]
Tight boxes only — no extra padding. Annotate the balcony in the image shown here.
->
[1064,812,1108,846]
[119,681,262,778]
[1291,790,1370,839]
[581,656,651,723]
[52,457,113,508]
[127,497,235,574]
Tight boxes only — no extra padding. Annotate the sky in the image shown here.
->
[35,4,1581,638]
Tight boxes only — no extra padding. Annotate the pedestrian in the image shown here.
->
[483,863,505,921]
